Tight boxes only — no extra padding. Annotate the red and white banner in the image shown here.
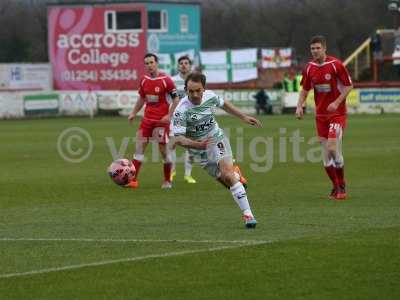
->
[261,48,292,69]
[48,5,147,90]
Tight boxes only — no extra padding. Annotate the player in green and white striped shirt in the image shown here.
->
[170,55,197,184]
[171,56,189,98]
[171,72,262,228]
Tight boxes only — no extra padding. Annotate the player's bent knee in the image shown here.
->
[328,149,336,159]
[334,154,344,167]
[327,140,336,155]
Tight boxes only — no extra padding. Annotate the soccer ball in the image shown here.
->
[107,158,136,186]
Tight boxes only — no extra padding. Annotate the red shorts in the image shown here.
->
[138,118,170,144]
[315,115,346,139]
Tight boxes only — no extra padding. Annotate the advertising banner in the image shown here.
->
[0,93,24,118]
[96,92,120,110]
[59,92,97,115]
[0,65,7,89]
[116,91,140,115]
[48,5,147,90]
[359,89,400,103]
[346,89,360,107]
[117,91,139,109]
[145,3,201,53]
[214,89,256,107]
[0,64,51,90]
[23,93,59,116]
[96,91,138,111]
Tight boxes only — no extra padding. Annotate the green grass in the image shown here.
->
[0,114,399,299]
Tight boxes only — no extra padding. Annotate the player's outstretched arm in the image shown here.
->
[222,100,262,127]
[174,135,208,150]
[128,97,145,123]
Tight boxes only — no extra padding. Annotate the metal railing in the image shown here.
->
[344,37,371,81]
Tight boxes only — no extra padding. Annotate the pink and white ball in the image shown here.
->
[107,159,136,186]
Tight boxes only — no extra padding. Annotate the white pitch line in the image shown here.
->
[0,241,270,279]
[0,238,269,244]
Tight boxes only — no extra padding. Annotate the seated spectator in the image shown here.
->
[254,89,272,115]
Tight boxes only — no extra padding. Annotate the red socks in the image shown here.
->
[335,166,345,186]
[164,163,172,182]
[324,165,346,188]
[132,159,142,180]
[324,165,338,187]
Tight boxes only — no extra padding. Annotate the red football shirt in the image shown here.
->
[301,55,352,117]
[138,73,176,120]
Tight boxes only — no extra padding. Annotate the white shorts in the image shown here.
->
[189,136,233,178]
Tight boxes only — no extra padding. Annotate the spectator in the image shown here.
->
[283,73,294,92]
[371,33,383,61]
[253,89,271,115]
[293,73,302,92]
[392,44,400,76]
[394,27,400,48]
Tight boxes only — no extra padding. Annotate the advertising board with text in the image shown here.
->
[48,4,147,90]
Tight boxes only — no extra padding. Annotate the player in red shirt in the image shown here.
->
[127,53,179,189]
[296,35,353,200]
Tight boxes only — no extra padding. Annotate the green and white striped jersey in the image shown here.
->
[171,74,186,99]
[172,90,225,141]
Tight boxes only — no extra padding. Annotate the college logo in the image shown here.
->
[325,73,332,80]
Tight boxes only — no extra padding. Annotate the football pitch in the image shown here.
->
[0,114,399,299]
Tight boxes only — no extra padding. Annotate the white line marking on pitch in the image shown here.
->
[0,238,269,244]
[0,241,270,279]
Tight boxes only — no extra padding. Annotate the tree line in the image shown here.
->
[0,0,393,63]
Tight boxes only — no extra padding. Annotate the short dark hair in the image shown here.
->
[144,53,158,62]
[185,72,206,89]
[310,35,327,47]
[178,55,192,65]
